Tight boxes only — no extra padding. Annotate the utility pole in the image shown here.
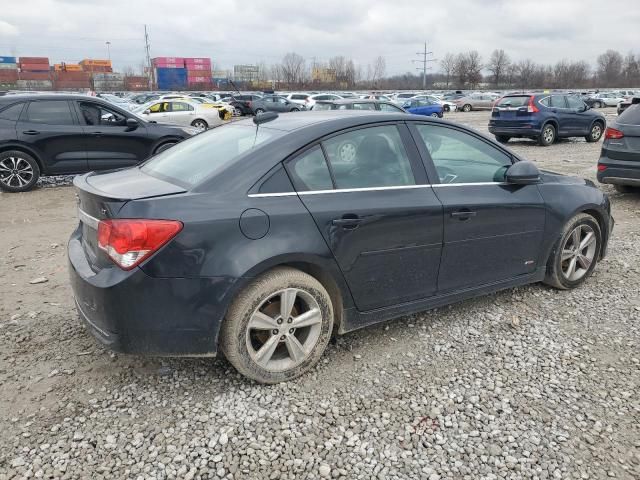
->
[412,41,436,90]
[105,41,111,61]
[144,25,154,89]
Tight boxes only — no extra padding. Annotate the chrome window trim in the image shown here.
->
[78,209,100,229]
[248,182,509,198]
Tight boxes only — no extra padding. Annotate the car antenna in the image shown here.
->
[252,112,278,144]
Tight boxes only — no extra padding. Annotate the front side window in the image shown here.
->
[550,96,567,108]
[415,124,512,184]
[24,101,74,125]
[147,102,165,114]
[288,146,333,191]
[566,96,585,110]
[322,125,415,189]
[379,103,403,112]
[79,102,126,126]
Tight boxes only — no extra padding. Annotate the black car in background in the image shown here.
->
[597,103,640,192]
[313,99,406,112]
[0,95,194,192]
[617,96,639,115]
[69,111,613,383]
[227,94,264,116]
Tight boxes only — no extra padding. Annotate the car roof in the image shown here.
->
[0,94,103,104]
[317,99,383,105]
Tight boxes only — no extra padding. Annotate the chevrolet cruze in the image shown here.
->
[69,111,613,383]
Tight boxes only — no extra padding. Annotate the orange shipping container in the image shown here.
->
[54,64,83,72]
[79,59,112,67]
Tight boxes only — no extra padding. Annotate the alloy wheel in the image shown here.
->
[543,126,555,144]
[245,288,323,372]
[0,156,34,189]
[591,124,602,141]
[560,224,597,281]
[192,120,207,131]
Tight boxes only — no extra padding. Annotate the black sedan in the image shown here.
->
[0,95,196,192]
[597,103,640,192]
[69,111,613,383]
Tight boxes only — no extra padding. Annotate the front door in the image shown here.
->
[410,123,546,293]
[286,124,443,311]
[17,100,87,174]
[550,95,571,135]
[565,95,592,135]
[74,100,152,170]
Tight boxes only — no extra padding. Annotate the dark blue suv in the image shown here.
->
[489,93,606,146]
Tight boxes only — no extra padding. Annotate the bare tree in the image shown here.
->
[281,52,306,86]
[516,59,536,90]
[466,51,483,89]
[453,53,469,87]
[371,56,386,86]
[597,49,623,85]
[440,53,455,88]
[487,49,510,88]
[622,52,639,85]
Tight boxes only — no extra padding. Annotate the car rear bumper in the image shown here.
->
[68,230,236,356]
[597,156,640,186]
[488,124,542,136]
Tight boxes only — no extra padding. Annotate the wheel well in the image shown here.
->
[542,119,558,132]
[581,208,607,259]
[279,261,345,335]
[192,118,208,125]
[153,138,179,155]
[591,118,605,128]
[0,146,44,174]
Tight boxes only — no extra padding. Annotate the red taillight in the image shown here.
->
[604,127,624,140]
[527,96,539,113]
[597,164,607,171]
[97,219,183,270]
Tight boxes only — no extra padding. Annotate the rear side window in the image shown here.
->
[291,94,308,100]
[550,96,567,108]
[0,103,24,121]
[313,103,333,111]
[352,103,376,110]
[288,146,333,191]
[495,96,530,108]
[322,125,415,189]
[617,104,640,125]
[142,124,284,187]
[379,103,403,112]
[25,101,74,125]
[539,97,551,107]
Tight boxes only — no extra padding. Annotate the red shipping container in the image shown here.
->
[153,63,183,69]
[0,70,18,81]
[55,81,90,88]
[186,64,211,71]
[19,72,51,80]
[187,77,210,84]
[19,57,49,65]
[184,57,211,65]
[153,57,184,64]
[20,64,51,72]
[55,71,91,80]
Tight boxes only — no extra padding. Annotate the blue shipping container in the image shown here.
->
[0,56,17,64]
[156,67,187,89]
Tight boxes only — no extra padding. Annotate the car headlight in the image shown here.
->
[180,126,201,136]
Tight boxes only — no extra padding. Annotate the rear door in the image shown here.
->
[17,100,87,174]
[410,122,546,292]
[74,100,152,171]
[286,123,444,311]
[167,101,196,125]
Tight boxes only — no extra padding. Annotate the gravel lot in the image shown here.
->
[1,109,639,480]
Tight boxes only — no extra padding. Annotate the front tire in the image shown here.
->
[0,150,40,193]
[462,104,472,112]
[430,112,440,117]
[544,213,601,290]
[538,123,556,146]
[220,267,334,384]
[254,108,266,115]
[495,135,511,143]
[585,122,604,142]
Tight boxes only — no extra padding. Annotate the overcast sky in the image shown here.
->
[1,0,638,75]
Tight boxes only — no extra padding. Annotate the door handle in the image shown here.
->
[22,130,40,135]
[451,210,477,220]
[332,215,362,229]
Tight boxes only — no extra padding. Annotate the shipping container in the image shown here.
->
[79,59,112,67]
[0,70,19,81]
[54,63,83,72]
[20,64,52,72]
[92,72,122,80]
[81,65,113,73]
[54,71,91,81]
[153,61,185,69]
[0,63,18,70]
[0,56,17,64]
[19,72,52,80]
[184,57,211,65]
[156,67,187,89]
[54,80,91,89]
[153,57,185,64]
[185,64,211,72]
[19,57,49,65]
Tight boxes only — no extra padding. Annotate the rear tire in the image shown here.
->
[538,124,556,146]
[495,135,511,143]
[544,213,601,290]
[291,108,300,112]
[0,150,40,193]
[220,267,334,384]
[254,108,265,115]
[191,119,208,131]
[585,122,604,142]
[614,184,636,193]
[430,112,440,117]
[462,104,472,112]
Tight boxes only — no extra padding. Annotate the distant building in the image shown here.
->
[233,65,259,83]
[312,67,337,84]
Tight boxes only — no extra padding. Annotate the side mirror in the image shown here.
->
[143,109,150,115]
[582,104,590,112]
[125,118,139,130]
[506,161,540,185]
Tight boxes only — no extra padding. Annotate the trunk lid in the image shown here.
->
[74,168,186,271]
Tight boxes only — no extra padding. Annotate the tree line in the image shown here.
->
[237,48,640,91]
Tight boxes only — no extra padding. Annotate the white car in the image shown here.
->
[285,93,312,106]
[307,93,343,109]
[590,92,626,108]
[391,92,421,105]
[134,99,223,131]
[98,93,137,111]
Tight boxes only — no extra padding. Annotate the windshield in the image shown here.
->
[141,124,285,187]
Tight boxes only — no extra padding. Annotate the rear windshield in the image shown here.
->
[141,124,284,187]
[495,96,530,108]
[617,104,640,125]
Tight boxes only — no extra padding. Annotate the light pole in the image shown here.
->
[106,41,111,61]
